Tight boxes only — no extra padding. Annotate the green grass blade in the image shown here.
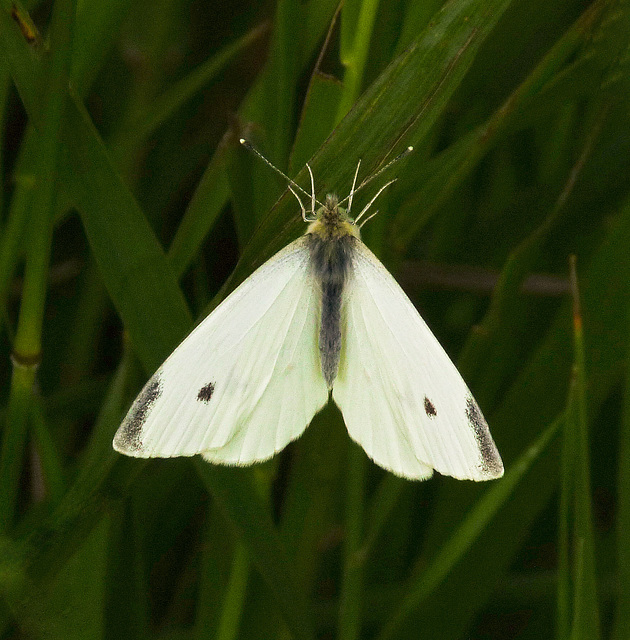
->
[391,0,609,256]
[336,0,381,121]
[193,504,235,639]
[195,461,314,640]
[378,417,561,640]
[337,445,366,640]
[214,542,250,640]
[289,72,343,174]
[64,89,193,371]
[30,398,65,505]
[566,257,601,640]
[263,0,301,167]
[614,318,630,639]
[558,381,574,638]
[167,145,231,279]
[104,502,149,638]
[125,23,269,153]
[0,365,36,532]
[0,0,75,532]
[72,0,131,94]
[419,190,630,637]
[211,0,517,317]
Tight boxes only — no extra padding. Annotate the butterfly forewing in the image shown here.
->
[114,238,329,462]
[332,242,503,481]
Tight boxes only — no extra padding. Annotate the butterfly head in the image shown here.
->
[306,193,361,242]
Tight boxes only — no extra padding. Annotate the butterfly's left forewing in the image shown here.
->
[333,241,503,481]
[114,237,329,464]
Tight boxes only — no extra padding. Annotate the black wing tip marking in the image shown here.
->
[424,396,437,418]
[465,395,504,478]
[114,374,163,453]
[197,381,216,403]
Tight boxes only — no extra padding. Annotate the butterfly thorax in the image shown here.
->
[306,194,361,242]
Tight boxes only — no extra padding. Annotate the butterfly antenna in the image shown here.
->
[346,159,362,216]
[306,163,316,218]
[358,209,380,228]
[354,179,397,225]
[338,145,413,208]
[288,186,308,221]
[239,139,324,215]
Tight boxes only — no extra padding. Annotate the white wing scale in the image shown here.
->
[113,237,329,463]
[332,241,503,481]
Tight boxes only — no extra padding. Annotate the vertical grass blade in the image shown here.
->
[614,260,630,639]
[0,0,75,531]
[564,256,600,640]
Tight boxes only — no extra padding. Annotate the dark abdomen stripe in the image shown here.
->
[320,279,343,388]
[306,234,356,389]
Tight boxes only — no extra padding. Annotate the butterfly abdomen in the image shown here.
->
[306,214,358,389]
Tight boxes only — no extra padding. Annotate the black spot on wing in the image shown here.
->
[197,382,215,403]
[465,395,504,477]
[116,374,163,453]
[424,396,437,418]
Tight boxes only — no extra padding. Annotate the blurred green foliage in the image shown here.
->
[0,0,629,638]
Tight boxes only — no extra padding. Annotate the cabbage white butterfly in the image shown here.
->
[113,142,503,481]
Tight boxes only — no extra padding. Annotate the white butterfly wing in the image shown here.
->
[332,241,504,481]
[113,237,329,464]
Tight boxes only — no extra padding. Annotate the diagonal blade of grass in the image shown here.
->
[391,0,610,256]
[377,416,561,640]
[121,22,269,154]
[166,143,231,279]
[195,461,314,640]
[62,87,193,371]
[208,0,517,322]
[415,190,630,637]
[289,71,343,175]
